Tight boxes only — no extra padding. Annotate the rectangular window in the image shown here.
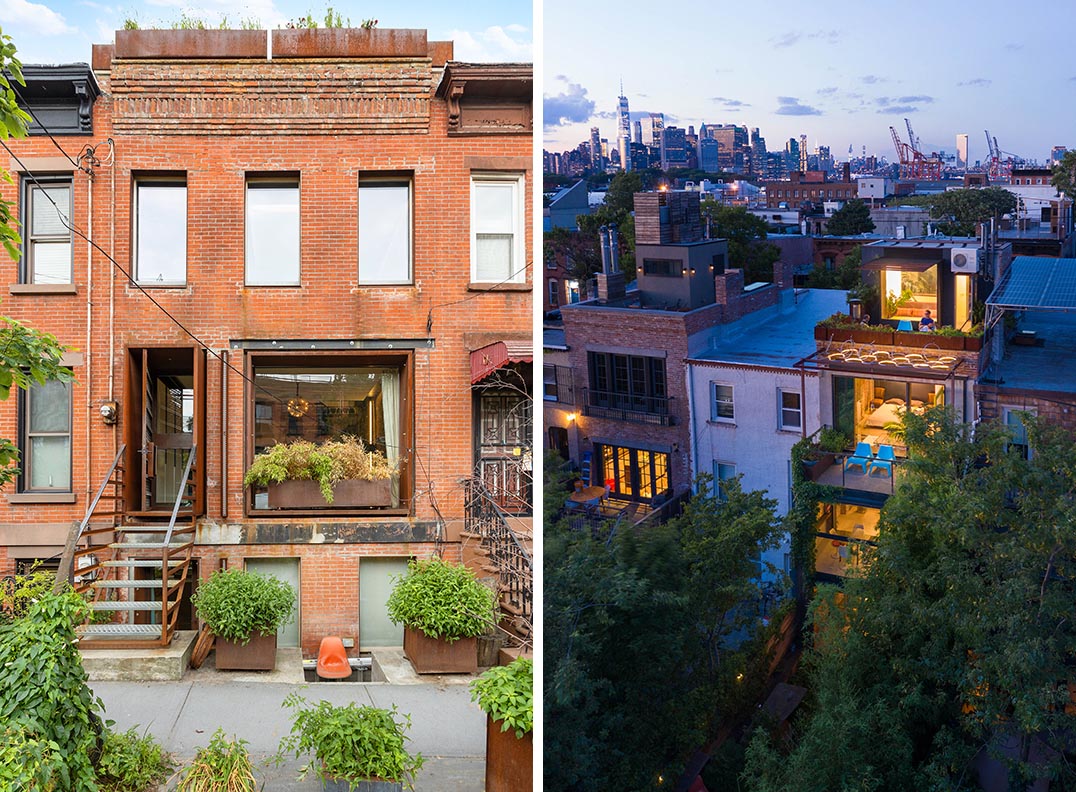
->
[642,258,681,277]
[246,178,300,286]
[543,364,558,400]
[587,351,666,415]
[596,442,670,503]
[713,461,736,502]
[544,364,574,403]
[472,173,525,283]
[549,278,559,306]
[250,354,409,511]
[135,178,187,285]
[1004,409,1033,460]
[779,389,802,429]
[711,383,734,421]
[22,178,72,284]
[359,179,411,284]
[21,378,71,491]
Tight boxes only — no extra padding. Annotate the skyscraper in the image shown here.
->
[650,112,664,148]
[590,126,603,171]
[799,134,809,172]
[956,134,969,169]
[633,119,642,146]
[617,84,632,171]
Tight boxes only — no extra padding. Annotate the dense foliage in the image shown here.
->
[243,436,396,504]
[544,469,785,790]
[177,729,258,792]
[470,656,533,738]
[1050,150,1076,200]
[96,728,173,792]
[824,198,875,236]
[700,201,781,284]
[745,410,1076,790]
[386,557,497,641]
[190,568,295,642]
[276,694,423,789]
[891,187,1016,236]
[0,589,103,792]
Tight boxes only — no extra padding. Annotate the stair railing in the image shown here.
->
[60,444,127,595]
[159,444,197,645]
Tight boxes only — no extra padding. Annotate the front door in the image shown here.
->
[475,390,532,512]
[125,348,205,516]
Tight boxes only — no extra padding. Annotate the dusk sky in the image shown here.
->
[0,0,532,65]
[544,0,1074,166]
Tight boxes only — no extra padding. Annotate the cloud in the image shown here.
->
[448,24,531,62]
[770,29,839,48]
[877,105,921,115]
[957,78,992,87]
[816,86,838,95]
[771,32,800,48]
[861,74,888,85]
[1004,42,1023,51]
[775,96,822,116]
[0,0,74,34]
[896,94,934,103]
[544,78,595,128]
[711,96,751,108]
[874,95,933,112]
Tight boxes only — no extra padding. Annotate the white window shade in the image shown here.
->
[471,175,524,283]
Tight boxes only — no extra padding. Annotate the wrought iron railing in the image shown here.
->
[462,478,532,643]
[582,388,674,425]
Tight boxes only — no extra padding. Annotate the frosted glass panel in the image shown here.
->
[474,182,514,232]
[137,184,187,284]
[476,234,512,281]
[32,241,71,283]
[246,183,300,285]
[30,380,70,432]
[359,183,410,284]
[30,436,70,489]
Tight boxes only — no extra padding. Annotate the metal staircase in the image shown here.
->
[64,444,197,648]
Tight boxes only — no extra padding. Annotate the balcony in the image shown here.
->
[808,452,904,506]
[582,388,675,426]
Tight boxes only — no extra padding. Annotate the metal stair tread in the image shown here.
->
[78,624,162,636]
[90,601,162,610]
[103,559,185,567]
[92,580,163,588]
[109,542,191,550]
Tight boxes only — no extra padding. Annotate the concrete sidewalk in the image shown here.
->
[91,676,486,790]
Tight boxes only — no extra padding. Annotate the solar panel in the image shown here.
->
[987,256,1076,311]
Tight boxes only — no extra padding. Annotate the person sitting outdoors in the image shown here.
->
[919,309,936,332]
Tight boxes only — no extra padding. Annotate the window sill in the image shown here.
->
[708,419,736,427]
[468,281,531,292]
[9,283,78,295]
[7,492,76,504]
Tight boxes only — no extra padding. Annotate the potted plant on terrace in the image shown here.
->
[275,694,423,792]
[244,435,396,509]
[190,568,295,671]
[470,657,533,792]
[386,558,498,674]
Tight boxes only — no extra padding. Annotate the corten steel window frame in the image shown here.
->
[244,350,414,517]
[19,376,73,493]
[21,175,73,284]
[244,174,302,287]
[133,175,188,287]
[358,175,413,286]
[470,172,526,284]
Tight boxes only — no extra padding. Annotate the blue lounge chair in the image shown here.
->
[897,319,914,332]
[844,442,873,474]
[869,444,895,477]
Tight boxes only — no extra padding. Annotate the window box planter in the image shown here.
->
[926,334,966,351]
[484,716,533,792]
[801,452,836,482]
[215,631,278,671]
[267,478,392,509]
[814,325,830,342]
[403,626,477,674]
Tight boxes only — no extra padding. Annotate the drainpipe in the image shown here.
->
[220,350,228,520]
[686,360,700,494]
[84,157,93,507]
[109,142,117,458]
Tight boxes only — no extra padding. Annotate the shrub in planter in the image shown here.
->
[190,568,295,670]
[387,558,498,674]
[96,727,174,792]
[244,435,395,505]
[817,427,850,454]
[177,729,257,792]
[275,694,423,791]
[471,657,533,792]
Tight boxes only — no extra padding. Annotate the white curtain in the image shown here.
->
[380,371,400,507]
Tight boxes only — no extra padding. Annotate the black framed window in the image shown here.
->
[20,378,72,491]
[22,177,72,284]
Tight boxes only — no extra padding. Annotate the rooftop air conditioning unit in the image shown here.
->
[950,245,979,274]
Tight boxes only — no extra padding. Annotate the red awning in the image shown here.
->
[470,340,533,384]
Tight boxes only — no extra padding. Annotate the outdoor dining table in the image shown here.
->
[569,486,608,508]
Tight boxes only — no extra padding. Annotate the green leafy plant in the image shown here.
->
[470,657,533,738]
[817,427,850,454]
[0,589,102,792]
[189,568,295,643]
[0,726,63,791]
[243,436,396,504]
[276,694,423,790]
[386,558,498,641]
[177,729,257,792]
[96,727,173,792]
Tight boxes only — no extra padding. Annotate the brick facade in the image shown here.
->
[0,30,532,657]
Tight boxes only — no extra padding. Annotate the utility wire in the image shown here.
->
[8,81,85,172]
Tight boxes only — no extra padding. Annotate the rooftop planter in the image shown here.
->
[244,436,396,508]
[272,28,428,58]
[817,313,983,351]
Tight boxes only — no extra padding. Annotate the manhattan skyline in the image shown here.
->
[544,0,1074,165]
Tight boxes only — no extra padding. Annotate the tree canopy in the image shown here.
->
[824,198,875,236]
[893,188,1016,237]
[701,201,781,284]
[1050,150,1076,201]
[744,410,1076,791]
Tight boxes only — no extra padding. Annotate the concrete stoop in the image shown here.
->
[80,630,199,682]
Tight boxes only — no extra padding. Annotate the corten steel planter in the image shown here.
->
[485,716,533,792]
[267,478,392,509]
[964,336,983,352]
[802,452,836,483]
[214,632,277,671]
[403,626,477,674]
[323,777,402,792]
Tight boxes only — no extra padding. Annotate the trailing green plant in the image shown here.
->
[0,726,63,791]
[470,657,533,738]
[0,588,102,792]
[189,568,295,643]
[386,557,498,641]
[243,435,395,504]
[275,694,423,790]
[177,729,257,792]
[96,727,173,792]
